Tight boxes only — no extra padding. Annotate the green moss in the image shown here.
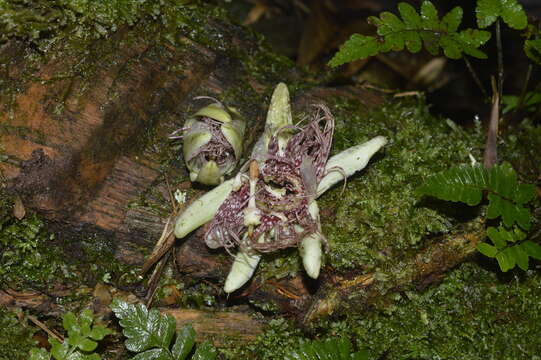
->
[0,211,79,290]
[220,318,305,360]
[0,309,38,360]
[225,263,541,359]
[319,97,485,271]
[327,263,541,359]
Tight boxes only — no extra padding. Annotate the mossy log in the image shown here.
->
[0,11,481,334]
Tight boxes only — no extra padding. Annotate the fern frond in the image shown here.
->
[417,163,535,230]
[285,338,369,360]
[329,1,491,67]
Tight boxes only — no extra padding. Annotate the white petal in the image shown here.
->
[317,136,388,197]
[224,248,261,293]
[251,82,293,159]
[174,178,235,238]
[299,201,322,278]
[300,232,323,279]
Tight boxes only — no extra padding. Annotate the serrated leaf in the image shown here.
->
[191,341,217,360]
[111,300,174,353]
[131,348,172,360]
[441,6,462,32]
[510,245,529,270]
[328,34,380,67]
[477,242,498,257]
[521,241,541,260]
[171,325,196,360]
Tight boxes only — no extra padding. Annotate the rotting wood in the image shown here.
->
[301,226,483,326]
[161,308,265,346]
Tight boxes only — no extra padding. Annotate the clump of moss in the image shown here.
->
[0,309,38,360]
[226,262,541,359]
[220,318,305,360]
[0,211,79,291]
[330,262,541,359]
[319,97,485,271]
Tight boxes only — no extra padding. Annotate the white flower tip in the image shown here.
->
[195,160,222,185]
[300,233,322,279]
[224,250,261,293]
[243,207,261,226]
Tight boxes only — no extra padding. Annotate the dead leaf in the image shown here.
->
[243,2,269,25]
[13,195,25,220]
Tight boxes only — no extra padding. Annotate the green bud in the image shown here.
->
[182,101,245,186]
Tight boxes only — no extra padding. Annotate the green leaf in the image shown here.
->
[131,348,172,360]
[510,245,529,271]
[441,7,462,32]
[500,0,528,30]
[398,3,422,28]
[496,247,516,272]
[285,338,365,360]
[420,1,439,29]
[30,348,51,360]
[456,29,491,59]
[476,0,527,29]
[88,325,112,341]
[63,312,79,335]
[191,341,217,360]
[418,163,534,230]
[417,165,487,205]
[487,194,531,230]
[111,299,176,353]
[476,0,500,28]
[171,325,196,360]
[328,34,380,67]
[82,354,101,360]
[77,338,98,352]
[477,242,498,257]
[50,338,69,360]
[330,1,490,66]
[78,310,94,337]
[524,39,541,65]
[521,241,541,260]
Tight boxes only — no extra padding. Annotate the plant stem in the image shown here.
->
[464,57,487,99]
[496,19,504,104]
[517,64,533,111]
